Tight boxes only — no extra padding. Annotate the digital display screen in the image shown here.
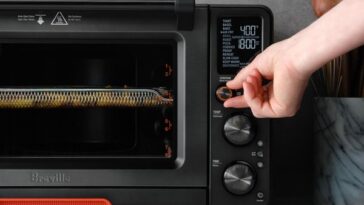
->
[218,17,263,74]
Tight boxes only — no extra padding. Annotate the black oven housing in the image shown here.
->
[0,1,273,205]
[0,1,208,188]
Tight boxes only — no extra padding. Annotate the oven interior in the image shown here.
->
[0,41,177,165]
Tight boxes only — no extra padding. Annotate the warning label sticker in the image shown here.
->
[51,12,68,26]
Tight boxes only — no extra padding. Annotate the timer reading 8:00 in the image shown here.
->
[238,39,257,50]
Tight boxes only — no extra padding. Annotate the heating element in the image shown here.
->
[0,88,173,108]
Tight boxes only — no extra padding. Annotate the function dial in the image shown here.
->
[215,86,233,102]
[223,114,256,146]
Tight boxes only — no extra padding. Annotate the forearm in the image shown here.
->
[288,0,364,77]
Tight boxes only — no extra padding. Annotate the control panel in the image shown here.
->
[209,6,273,205]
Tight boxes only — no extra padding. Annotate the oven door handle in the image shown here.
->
[0,0,195,30]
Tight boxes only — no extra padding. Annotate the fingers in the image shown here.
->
[246,74,261,97]
[224,69,278,118]
[224,70,262,109]
[224,79,276,118]
[250,69,263,86]
[226,61,256,90]
[243,80,262,113]
[223,95,248,108]
[243,81,275,118]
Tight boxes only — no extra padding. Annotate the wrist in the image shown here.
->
[283,35,318,79]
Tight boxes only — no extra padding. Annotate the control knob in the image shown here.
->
[215,86,233,102]
[223,162,256,195]
[223,115,255,146]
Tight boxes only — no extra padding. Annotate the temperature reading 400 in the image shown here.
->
[240,25,259,36]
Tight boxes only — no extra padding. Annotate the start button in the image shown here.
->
[216,86,233,102]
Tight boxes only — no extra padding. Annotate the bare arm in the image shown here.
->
[292,0,364,77]
[224,0,364,118]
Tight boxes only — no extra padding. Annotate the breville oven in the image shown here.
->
[0,0,272,205]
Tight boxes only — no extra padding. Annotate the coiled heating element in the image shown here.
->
[0,88,173,109]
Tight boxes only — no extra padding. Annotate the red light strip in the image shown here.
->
[0,198,112,205]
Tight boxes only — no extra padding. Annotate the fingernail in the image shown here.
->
[223,101,229,107]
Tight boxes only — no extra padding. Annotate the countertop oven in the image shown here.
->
[0,1,272,205]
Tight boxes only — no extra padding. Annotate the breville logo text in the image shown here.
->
[31,172,71,184]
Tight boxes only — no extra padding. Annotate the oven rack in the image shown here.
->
[0,88,173,108]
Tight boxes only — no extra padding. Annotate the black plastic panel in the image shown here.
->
[209,6,273,205]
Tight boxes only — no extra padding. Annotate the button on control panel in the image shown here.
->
[216,86,233,102]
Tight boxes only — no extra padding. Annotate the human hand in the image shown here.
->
[223,39,311,118]
[224,0,364,118]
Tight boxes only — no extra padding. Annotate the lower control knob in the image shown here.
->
[223,162,256,195]
[224,115,256,146]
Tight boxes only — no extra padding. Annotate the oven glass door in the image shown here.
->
[0,40,177,168]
